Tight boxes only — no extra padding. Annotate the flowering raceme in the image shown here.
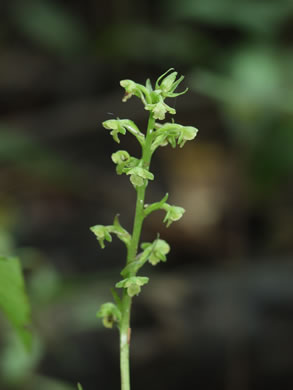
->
[87,69,199,390]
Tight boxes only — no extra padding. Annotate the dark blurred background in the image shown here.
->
[0,0,293,389]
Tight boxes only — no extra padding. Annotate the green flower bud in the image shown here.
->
[111,150,131,165]
[155,68,188,98]
[116,276,149,297]
[97,302,121,328]
[160,71,178,94]
[163,205,185,227]
[126,167,154,187]
[90,225,112,248]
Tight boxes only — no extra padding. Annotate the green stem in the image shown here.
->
[119,113,155,390]
[120,291,131,390]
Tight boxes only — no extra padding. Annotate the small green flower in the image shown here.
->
[141,239,170,265]
[90,225,112,248]
[145,101,176,120]
[152,122,198,149]
[102,119,126,143]
[103,119,144,144]
[162,204,185,227]
[126,167,154,187]
[120,80,138,102]
[178,126,198,147]
[97,302,121,328]
[155,68,188,98]
[120,80,150,104]
[111,150,131,165]
[116,276,149,297]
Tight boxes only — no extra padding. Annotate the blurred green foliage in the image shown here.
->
[0,0,293,389]
[0,256,32,348]
[10,0,88,55]
[165,0,293,34]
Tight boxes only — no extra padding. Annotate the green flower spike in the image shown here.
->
[141,239,170,266]
[126,167,154,187]
[116,276,149,297]
[90,225,112,249]
[162,204,185,227]
[97,302,121,329]
[95,70,198,390]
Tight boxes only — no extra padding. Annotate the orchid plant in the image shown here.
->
[80,69,198,390]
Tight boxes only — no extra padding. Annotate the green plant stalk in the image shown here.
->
[92,70,198,390]
[119,114,155,390]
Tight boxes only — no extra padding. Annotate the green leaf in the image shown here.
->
[0,256,32,349]
[77,383,83,390]
[111,288,122,311]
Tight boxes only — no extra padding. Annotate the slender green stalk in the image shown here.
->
[119,114,155,390]
[119,292,131,390]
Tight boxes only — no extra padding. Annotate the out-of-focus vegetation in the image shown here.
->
[0,0,292,389]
